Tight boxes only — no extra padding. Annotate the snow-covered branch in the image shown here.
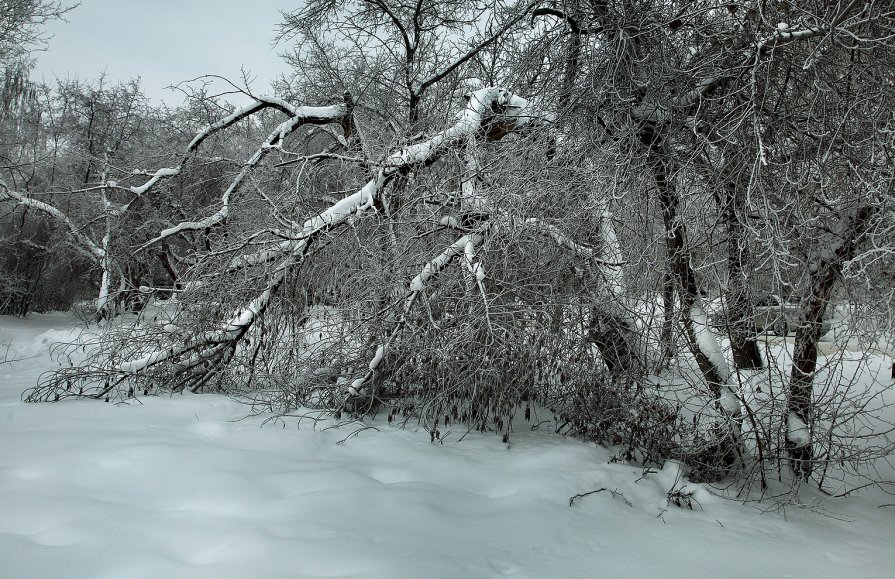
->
[124,98,279,198]
[633,2,864,122]
[115,245,307,382]
[596,209,625,298]
[755,0,863,56]
[518,217,597,261]
[127,167,181,196]
[105,87,545,392]
[386,87,538,166]
[0,182,105,260]
[227,88,543,271]
[516,212,626,293]
[348,230,486,398]
[203,88,615,394]
[140,103,350,250]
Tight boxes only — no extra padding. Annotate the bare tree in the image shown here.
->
[14,0,895,493]
[0,1,76,68]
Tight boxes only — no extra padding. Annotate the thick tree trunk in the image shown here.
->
[640,123,743,440]
[786,291,830,481]
[641,123,744,474]
[786,205,873,480]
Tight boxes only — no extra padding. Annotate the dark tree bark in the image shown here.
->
[156,242,179,288]
[720,170,763,370]
[660,270,675,367]
[640,120,746,474]
[587,308,642,379]
[640,121,729,396]
[538,3,644,381]
[786,205,873,480]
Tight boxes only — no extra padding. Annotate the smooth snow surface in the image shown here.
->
[2,314,895,578]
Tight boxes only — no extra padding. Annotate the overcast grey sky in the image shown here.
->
[32,0,298,104]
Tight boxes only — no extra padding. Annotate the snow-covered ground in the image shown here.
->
[2,313,894,578]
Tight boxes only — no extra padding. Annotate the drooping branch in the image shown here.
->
[139,100,350,250]
[227,88,542,272]
[125,96,301,197]
[76,88,545,395]
[347,200,636,407]
[3,96,348,265]
[0,180,105,260]
[345,228,489,401]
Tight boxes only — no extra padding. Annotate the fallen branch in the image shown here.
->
[569,487,633,507]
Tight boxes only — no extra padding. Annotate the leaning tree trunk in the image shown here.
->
[641,125,725,389]
[640,122,743,471]
[545,9,644,381]
[786,205,873,480]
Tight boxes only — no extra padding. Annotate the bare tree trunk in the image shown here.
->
[786,205,873,480]
[544,5,644,379]
[640,122,740,432]
[660,270,675,366]
[156,241,179,291]
[722,176,763,370]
